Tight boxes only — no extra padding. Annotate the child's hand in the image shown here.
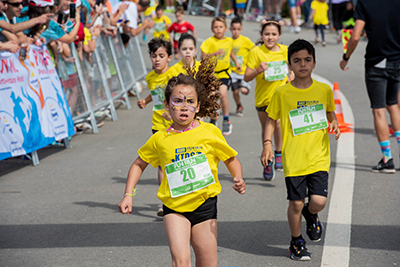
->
[329,120,341,140]
[236,64,242,73]
[260,143,273,168]
[232,177,246,194]
[118,196,133,215]
[137,99,146,109]
[161,112,171,121]
[258,62,269,72]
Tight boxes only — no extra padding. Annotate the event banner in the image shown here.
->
[0,44,75,161]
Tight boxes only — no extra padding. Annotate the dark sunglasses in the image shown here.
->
[5,1,23,7]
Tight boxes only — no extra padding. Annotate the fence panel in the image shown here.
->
[245,0,283,21]
[125,36,147,82]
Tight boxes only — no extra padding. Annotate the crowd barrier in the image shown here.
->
[1,32,146,166]
[186,0,283,21]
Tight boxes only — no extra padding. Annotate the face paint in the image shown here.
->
[170,95,197,113]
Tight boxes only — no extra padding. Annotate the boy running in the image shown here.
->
[261,39,341,260]
[230,17,255,116]
[168,6,196,60]
[153,5,172,40]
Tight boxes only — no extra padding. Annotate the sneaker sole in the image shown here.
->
[236,113,244,117]
[371,169,396,174]
[289,253,311,261]
[157,210,164,217]
[222,124,233,136]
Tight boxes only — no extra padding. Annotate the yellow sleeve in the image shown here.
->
[200,38,212,54]
[266,88,282,121]
[246,47,258,70]
[83,27,91,45]
[326,86,336,112]
[138,133,161,168]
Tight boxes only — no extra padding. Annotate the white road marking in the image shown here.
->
[313,74,355,267]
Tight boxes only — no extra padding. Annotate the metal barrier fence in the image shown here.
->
[59,32,144,135]
[245,0,283,21]
[187,0,222,17]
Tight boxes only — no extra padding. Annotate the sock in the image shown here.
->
[395,131,400,151]
[379,140,392,163]
[223,115,229,122]
[292,234,304,242]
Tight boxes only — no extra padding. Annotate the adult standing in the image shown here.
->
[340,0,400,173]
[331,0,349,43]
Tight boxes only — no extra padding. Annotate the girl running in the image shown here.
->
[200,17,242,136]
[171,33,201,74]
[118,56,246,266]
[244,20,292,181]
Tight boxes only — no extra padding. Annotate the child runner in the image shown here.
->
[137,37,178,216]
[172,33,201,74]
[261,39,341,261]
[168,6,197,60]
[309,0,329,46]
[142,0,157,41]
[118,57,246,266]
[153,5,172,41]
[201,16,242,136]
[244,20,291,180]
[230,17,255,117]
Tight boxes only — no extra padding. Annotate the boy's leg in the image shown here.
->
[287,199,305,237]
[191,219,218,267]
[258,110,275,180]
[163,213,192,266]
[220,83,233,135]
[157,166,164,216]
[314,24,319,43]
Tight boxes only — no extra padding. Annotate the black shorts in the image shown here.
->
[163,196,218,226]
[255,105,268,112]
[365,61,400,108]
[219,78,231,88]
[152,129,158,134]
[285,171,328,201]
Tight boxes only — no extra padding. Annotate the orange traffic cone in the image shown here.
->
[331,82,353,133]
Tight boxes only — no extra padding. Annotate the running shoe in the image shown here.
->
[143,34,147,42]
[236,105,244,117]
[157,206,164,217]
[289,238,311,261]
[263,161,275,181]
[302,203,323,242]
[294,26,301,34]
[274,152,283,171]
[222,120,232,136]
[371,158,395,173]
[322,41,326,46]
[314,37,319,44]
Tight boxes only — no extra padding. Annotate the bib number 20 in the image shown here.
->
[181,168,196,182]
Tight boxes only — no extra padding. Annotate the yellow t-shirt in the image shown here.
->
[200,36,233,79]
[83,27,91,45]
[311,1,329,25]
[231,35,255,75]
[146,67,178,131]
[266,80,335,177]
[138,121,238,212]
[172,60,201,75]
[153,15,171,40]
[247,44,288,108]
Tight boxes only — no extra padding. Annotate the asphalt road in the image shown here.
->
[1,14,399,267]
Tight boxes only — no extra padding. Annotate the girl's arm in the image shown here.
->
[137,93,153,109]
[327,111,341,140]
[244,62,268,82]
[118,156,149,215]
[224,156,246,194]
[230,50,242,73]
[260,118,276,167]
[309,9,316,21]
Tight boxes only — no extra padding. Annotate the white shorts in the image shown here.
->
[231,72,251,91]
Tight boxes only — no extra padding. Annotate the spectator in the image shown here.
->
[331,0,349,43]
[340,0,400,173]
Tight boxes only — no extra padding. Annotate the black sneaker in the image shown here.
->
[371,158,395,173]
[288,238,311,261]
[302,203,323,242]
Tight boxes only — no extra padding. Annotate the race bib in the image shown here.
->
[154,22,165,32]
[174,32,181,41]
[230,55,243,68]
[289,104,328,136]
[264,60,289,81]
[150,88,166,111]
[165,154,215,198]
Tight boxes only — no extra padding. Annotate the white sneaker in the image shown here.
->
[294,26,301,34]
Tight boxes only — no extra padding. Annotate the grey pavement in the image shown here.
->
[1,14,399,267]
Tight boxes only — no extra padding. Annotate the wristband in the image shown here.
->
[342,53,350,61]
[263,139,272,146]
[92,36,97,40]
[124,188,136,198]
[255,67,261,75]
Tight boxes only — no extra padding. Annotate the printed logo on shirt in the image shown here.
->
[233,46,240,55]
[172,146,203,162]
[297,100,319,108]
[218,48,229,60]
